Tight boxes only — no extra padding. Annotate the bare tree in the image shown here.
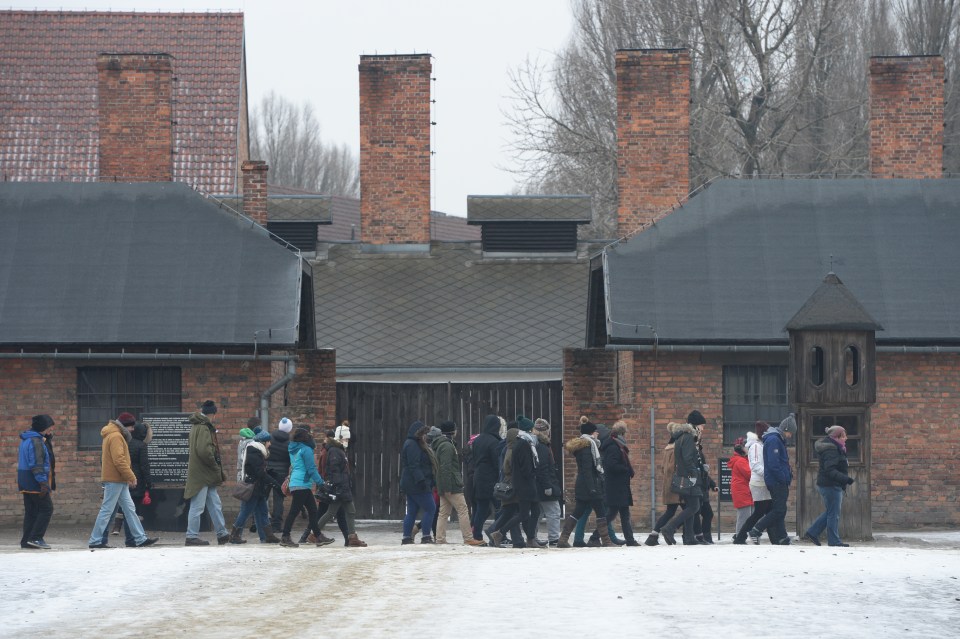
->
[249,91,360,197]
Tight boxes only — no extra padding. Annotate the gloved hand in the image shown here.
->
[544,488,553,497]
[847,477,855,485]
[38,481,50,497]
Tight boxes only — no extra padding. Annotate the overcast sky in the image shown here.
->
[19,0,574,216]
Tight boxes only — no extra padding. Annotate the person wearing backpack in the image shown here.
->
[17,415,56,549]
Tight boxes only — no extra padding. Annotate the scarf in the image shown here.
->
[580,434,604,474]
[517,430,539,465]
[615,436,634,475]
[830,435,847,454]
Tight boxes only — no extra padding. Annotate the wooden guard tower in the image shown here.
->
[786,272,882,541]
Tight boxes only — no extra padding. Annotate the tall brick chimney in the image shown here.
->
[869,55,944,179]
[96,53,174,181]
[616,49,690,237]
[358,54,432,244]
[241,160,269,226]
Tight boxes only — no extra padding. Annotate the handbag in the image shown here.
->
[281,476,291,497]
[670,472,698,496]
[492,481,515,501]
[231,481,255,502]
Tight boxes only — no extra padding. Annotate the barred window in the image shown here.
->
[722,365,790,447]
[77,367,181,449]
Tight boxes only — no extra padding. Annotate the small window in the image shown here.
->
[810,346,824,386]
[722,365,791,446]
[811,413,862,463]
[77,367,181,448]
[845,345,860,387]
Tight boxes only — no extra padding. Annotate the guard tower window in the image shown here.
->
[810,346,824,386]
[845,345,860,387]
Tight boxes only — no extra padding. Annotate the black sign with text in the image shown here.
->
[718,457,733,503]
[142,412,192,486]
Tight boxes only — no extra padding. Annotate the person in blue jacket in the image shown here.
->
[17,415,56,549]
[748,413,797,545]
[280,426,328,547]
[400,420,437,544]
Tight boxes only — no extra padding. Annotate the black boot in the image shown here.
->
[644,532,660,546]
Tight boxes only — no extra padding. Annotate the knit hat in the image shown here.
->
[533,418,551,436]
[246,417,260,429]
[201,400,217,415]
[580,415,597,435]
[278,417,293,433]
[440,420,457,434]
[325,429,337,439]
[239,428,255,439]
[779,413,798,435]
[825,424,845,437]
[516,415,535,432]
[117,412,137,426]
[755,421,770,437]
[687,410,706,426]
[255,431,272,443]
[31,414,55,432]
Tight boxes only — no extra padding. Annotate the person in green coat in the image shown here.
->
[184,400,228,546]
[432,421,487,546]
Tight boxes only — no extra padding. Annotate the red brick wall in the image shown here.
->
[869,55,944,179]
[359,54,432,244]
[616,49,690,237]
[282,348,337,430]
[97,53,173,181]
[241,160,268,226]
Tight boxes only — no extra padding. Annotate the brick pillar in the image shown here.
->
[283,349,337,427]
[358,54,432,244]
[241,160,269,226]
[869,55,944,178]
[616,49,690,237]
[97,53,173,181]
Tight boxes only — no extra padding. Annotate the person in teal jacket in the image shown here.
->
[280,427,329,547]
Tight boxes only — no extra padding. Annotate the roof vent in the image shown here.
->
[467,195,592,253]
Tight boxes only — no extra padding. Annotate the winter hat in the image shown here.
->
[533,418,551,436]
[31,414,55,432]
[580,415,597,435]
[778,413,798,435]
[247,417,261,430]
[516,415,535,432]
[755,421,770,437]
[687,410,706,426]
[426,426,442,444]
[825,425,846,438]
[201,400,217,415]
[278,417,293,433]
[325,429,337,439]
[440,420,457,434]
[239,428,255,439]
[254,431,272,443]
[117,412,137,427]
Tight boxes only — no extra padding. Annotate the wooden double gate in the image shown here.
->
[337,380,563,519]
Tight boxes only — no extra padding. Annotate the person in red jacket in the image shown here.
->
[728,437,754,544]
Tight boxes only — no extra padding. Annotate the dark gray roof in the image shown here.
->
[214,194,334,222]
[467,195,593,223]
[314,243,588,371]
[600,179,960,345]
[0,182,304,346]
[785,272,883,332]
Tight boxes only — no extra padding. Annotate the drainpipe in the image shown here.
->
[260,358,296,431]
[650,404,657,529]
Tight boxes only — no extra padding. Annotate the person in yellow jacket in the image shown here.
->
[87,412,159,549]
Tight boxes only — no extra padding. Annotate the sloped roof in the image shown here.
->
[314,244,588,372]
[599,179,960,345]
[0,182,303,347]
[215,194,334,223]
[0,11,245,194]
[467,195,593,223]
[785,272,883,332]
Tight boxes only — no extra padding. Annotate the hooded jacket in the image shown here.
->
[399,421,434,495]
[601,433,634,508]
[815,437,853,489]
[322,438,353,502]
[670,422,699,482]
[534,431,562,502]
[565,436,604,502]
[184,412,226,499]
[728,451,753,509]
[508,429,538,503]
[432,434,464,494]
[472,415,502,500]
[128,423,153,498]
[100,421,137,484]
[17,430,51,493]
[242,442,279,499]
[288,430,323,490]
[660,430,680,506]
[746,431,771,501]
[762,428,793,488]
[266,428,291,475]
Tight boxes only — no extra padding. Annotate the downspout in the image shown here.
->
[260,358,296,432]
[650,404,657,529]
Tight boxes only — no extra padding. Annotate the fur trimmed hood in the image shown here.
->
[535,431,551,445]
[565,436,592,454]
[667,422,697,437]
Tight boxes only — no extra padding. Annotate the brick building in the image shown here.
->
[570,51,960,532]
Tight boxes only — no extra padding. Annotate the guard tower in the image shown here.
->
[786,273,882,541]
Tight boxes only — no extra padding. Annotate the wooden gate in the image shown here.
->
[337,380,563,519]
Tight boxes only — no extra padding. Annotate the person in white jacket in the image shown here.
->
[733,422,774,544]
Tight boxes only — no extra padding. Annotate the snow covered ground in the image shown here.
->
[2,523,958,639]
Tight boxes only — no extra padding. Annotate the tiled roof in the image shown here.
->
[314,243,588,371]
[216,194,334,223]
[0,11,245,194]
[467,195,593,223]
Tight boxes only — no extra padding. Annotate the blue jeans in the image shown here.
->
[186,484,228,539]
[754,483,789,542]
[233,495,270,541]
[403,492,436,538]
[88,482,147,545]
[807,485,844,546]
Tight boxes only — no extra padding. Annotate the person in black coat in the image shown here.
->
[400,421,437,544]
[804,425,855,547]
[470,414,502,542]
[602,420,638,546]
[313,435,367,547]
[230,435,282,543]
[558,419,612,548]
[533,418,563,545]
[660,421,701,545]
[265,418,294,531]
[485,418,541,548]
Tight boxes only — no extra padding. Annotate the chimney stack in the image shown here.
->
[96,53,174,181]
[869,55,944,179]
[616,49,690,237]
[358,54,432,244]
[241,160,269,226]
